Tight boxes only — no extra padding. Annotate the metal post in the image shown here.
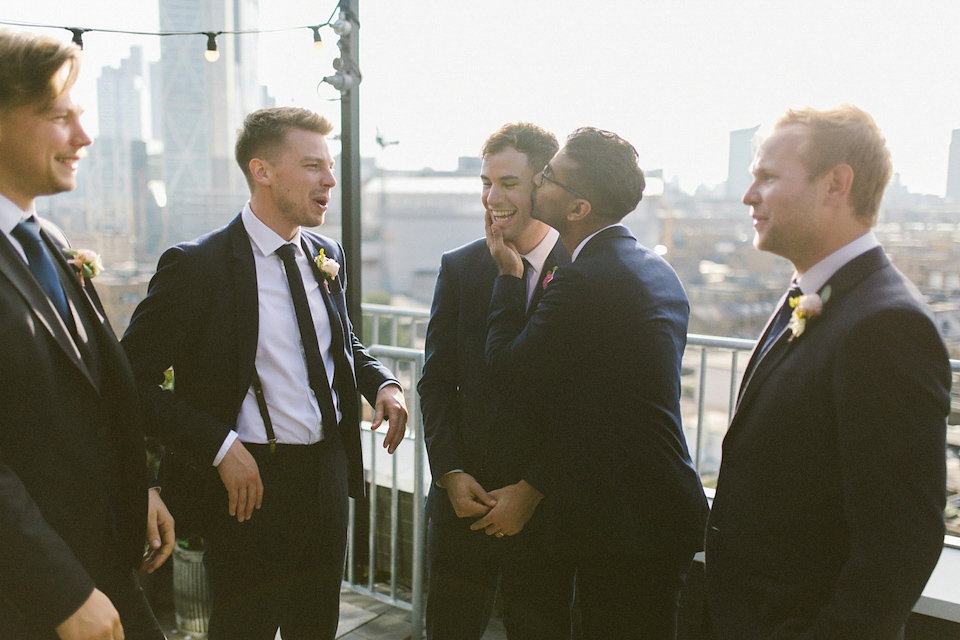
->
[337,0,363,341]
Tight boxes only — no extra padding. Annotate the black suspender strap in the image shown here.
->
[250,370,277,453]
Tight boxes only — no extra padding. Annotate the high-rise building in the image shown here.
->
[727,125,759,200]
[154,0,272,244]
[946,129,960,203]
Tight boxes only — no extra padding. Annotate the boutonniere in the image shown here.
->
[542,266,558,290]
[62,248,103,284]
[313,249,340,293]
[787,285,831,341]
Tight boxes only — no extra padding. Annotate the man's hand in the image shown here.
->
[438,472,497,518]
[141,488,175,573]
[485,210,523,277]
[55,589,123,640]
[371,383,408,454]
[216,440,263,522]
[469,480,543,537]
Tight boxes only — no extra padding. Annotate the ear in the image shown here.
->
[823,163,854,205]
[249,158,270,186]
[567,198,591,222]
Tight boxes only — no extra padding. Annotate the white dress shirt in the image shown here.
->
[214,204,341,464]
[519,227,560,309]
[795,231,880,295]
[0,193,35,263]
[571,223,625,262]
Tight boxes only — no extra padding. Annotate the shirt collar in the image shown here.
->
[242,202,304,258]
[796,230,879,294]
[519,227,559,272]
[0,193,35,235]
[572,223,624,261]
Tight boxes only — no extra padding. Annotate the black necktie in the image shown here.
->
[758,284,802,358]
[275,243,338,432]
[11,217,71,324]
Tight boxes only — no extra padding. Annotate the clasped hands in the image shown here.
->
[440,471,543,538]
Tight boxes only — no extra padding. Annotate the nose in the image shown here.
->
[485,183,504,207]
[72,119,92,148]
[321,166,337,189]
[743,179,759,207]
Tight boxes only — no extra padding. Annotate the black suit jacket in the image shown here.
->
[0,222,148,630]
[705,247,951,639]
[418,236,569,521]
[121,214,397,522]
[486,225,708,558]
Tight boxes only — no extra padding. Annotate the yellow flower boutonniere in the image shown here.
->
[314,249,340,293]
[787,285,831,341]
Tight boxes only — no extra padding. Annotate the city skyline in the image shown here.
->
[3,0,960,197]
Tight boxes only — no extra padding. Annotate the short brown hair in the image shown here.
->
[562,127,645,222]
[235,107,334,189]
[481,122,558,173]
[0,30,81,111]
[777,105,892,225]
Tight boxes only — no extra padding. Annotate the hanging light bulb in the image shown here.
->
[311,26,323,51]
[204,32,220,62]
[67,27,87,49]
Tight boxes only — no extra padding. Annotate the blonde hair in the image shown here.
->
[236,107,334,190]
[777,105,891,225]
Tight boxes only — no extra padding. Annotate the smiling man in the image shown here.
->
[0,29,173,640]
[705,106,951,639]
[418,122,575,639]
[122,107,408,640]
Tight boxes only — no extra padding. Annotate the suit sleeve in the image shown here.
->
[121,246,232,463]
[485,269,589,494]
[0,462,94,629]
[417,253,467,479]
[780,308,950,639]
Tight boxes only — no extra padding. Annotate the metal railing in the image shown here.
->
[353,304,960,636]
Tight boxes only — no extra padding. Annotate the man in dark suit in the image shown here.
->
[484,127,709,639]
[704,105,952,639]
[121,107,408,640]
[418,122,574,639]
[0,30,173,640]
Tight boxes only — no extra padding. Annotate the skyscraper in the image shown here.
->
[154,0,272,243]
[727,125,760,201]
[946,129,960,203]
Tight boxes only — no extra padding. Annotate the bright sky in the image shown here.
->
[5,0,960,196]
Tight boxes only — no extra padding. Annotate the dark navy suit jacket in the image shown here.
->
[0,221,148,630]
[705,247,951,639]
[485,225,708,558]
[121,214,396,520]
[419,236,569,521]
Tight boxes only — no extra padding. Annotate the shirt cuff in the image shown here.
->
[377,381,402,396]
[213,430,239,467]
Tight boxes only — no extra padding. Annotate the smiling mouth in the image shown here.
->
[490,210,516,222]
[54,155,80,168]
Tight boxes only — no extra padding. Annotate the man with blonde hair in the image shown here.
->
[705,105,951,639]
[0,29,173,640]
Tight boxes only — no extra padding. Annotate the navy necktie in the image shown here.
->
[275,243,338,432]
[758,284,802,358]
[521,257,533,312]
[11,217,71,324]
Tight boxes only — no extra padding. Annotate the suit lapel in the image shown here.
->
[229,215,260,406]
[301,236,351,382]
[0,232,96,389]
[731,247,889,425]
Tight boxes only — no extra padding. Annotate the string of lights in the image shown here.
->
[0,2,342,60]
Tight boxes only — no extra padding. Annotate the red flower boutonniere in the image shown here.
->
[542,266,558,290]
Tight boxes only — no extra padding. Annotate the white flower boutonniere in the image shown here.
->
[787,285,831,341]
[313,249,340,293]
[63,248,104,283]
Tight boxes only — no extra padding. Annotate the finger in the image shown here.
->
[255,474,264,510]
[227,486,238,517]
[470,514,493,531]
[236,485,247,522]
[244,481,258,519]
[370,401,385,430]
